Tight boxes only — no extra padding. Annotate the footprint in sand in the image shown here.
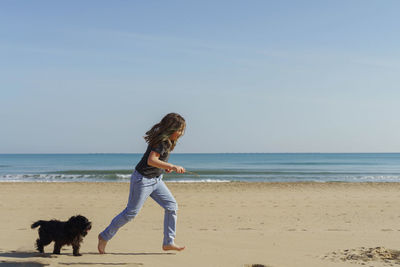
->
[323,247,400,265]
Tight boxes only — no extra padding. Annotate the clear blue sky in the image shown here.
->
[1,1,400,153]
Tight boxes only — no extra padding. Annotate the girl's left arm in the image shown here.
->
[147,151,185,173]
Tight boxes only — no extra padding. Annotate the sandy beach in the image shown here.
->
[1,182,400,267]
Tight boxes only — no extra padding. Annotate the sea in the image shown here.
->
[1,153,400,183]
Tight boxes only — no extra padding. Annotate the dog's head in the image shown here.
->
[67,215,92,237]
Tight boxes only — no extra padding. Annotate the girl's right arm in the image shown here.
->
[147,151,186,173]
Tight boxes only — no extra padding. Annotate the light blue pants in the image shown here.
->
[100,170,178,246]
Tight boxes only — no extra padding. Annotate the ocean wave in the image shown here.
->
[53,169,133,175]
[116,174,132,179]
[344,175,400,182]
[42,168,400,177]
[2,169,400,183]
[0,173,132,182]
[276,162,372,166]
[168,179,232,183]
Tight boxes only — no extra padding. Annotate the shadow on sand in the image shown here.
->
[0,251,51,267]
[0,251,52,259]
[0,262,47,267]
[57,263,141,266]
[84,252,175,256]
[0,250,173,266]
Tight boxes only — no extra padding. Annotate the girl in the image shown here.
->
[98,113,186,253]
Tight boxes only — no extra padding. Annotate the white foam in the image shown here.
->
[168,179,231,183]
[116,174,131,179]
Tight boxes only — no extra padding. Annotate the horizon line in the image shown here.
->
[1,152,400,155]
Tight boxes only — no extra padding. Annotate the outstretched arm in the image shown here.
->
[147,151,186,173]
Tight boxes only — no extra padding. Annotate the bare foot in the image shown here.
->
[98,234,107,254]
[162,244,185,251]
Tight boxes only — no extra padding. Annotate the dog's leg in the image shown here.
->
[36,230,52,254]
[72,242,81,256]
[36,237,52,253]
[35,238,44,253]
[53,242,62,255]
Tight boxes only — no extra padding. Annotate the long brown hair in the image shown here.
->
[144,113,186,151]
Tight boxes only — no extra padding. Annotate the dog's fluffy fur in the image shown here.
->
[31,215,91,256]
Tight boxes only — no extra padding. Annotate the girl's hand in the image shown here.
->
[172,165,185,174]
[165,169,173,173]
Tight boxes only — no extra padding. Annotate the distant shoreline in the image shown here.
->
[1,152,400,155]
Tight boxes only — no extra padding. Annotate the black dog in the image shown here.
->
[31,215,91,256]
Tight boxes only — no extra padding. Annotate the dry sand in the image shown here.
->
[1,182,400,267]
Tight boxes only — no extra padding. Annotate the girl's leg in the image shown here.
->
[150,179,185,251]
[98,172,155,253]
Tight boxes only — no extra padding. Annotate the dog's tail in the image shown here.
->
[31,220,45,229]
